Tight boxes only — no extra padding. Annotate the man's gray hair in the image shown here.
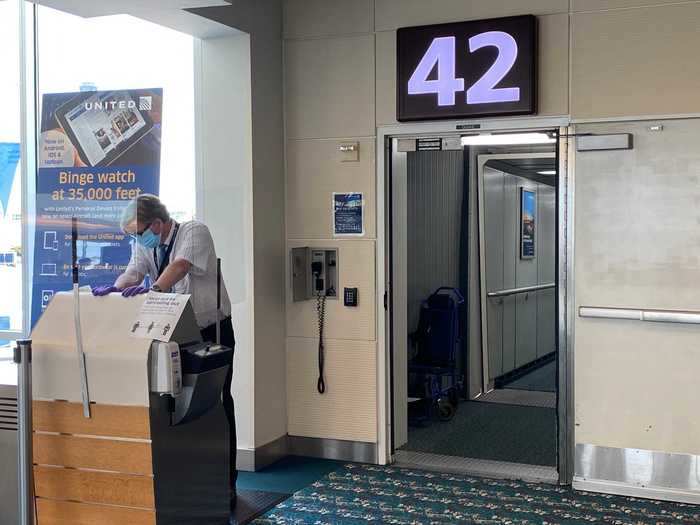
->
[120,194,170,232]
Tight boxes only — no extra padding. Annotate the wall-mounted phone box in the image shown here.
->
[291,247,339,302]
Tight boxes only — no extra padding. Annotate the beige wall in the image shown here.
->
[571,0,692,12]
[574,119,700,455]
[192,1,288,452]
[284,0,377,444]
[283,0,700,450]
[285,0,374,39]
[571,2,700,119]
[196,34,256,452]
[374,0,568,30]
[287,139,376,239]
[283,0,572,448]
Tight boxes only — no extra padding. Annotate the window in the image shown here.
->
[0,0,23,339]
[29,7,197,327]
[0,4,199,337]
[36,6,196,220]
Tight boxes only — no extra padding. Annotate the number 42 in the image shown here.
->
[408,32,521,106]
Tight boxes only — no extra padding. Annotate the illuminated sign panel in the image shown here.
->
[397,16,537,121]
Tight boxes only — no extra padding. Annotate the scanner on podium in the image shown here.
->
[30,291,232,525]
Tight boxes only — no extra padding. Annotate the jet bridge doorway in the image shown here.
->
[382,123,572,484]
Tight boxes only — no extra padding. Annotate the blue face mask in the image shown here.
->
[137,228,160,249]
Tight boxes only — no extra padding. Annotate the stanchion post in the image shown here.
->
[14,339,34,525]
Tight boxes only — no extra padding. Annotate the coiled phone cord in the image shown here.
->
[316,291,327,394]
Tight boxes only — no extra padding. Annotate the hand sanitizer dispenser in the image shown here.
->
[150,341,183,396]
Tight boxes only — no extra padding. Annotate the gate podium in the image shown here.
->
[27,291,230,525]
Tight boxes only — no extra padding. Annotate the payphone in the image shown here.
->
[291,247,339,302]
[291,247,340,394]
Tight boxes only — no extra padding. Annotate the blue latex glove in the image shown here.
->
[92,285,121,296]
[122,285,150,298]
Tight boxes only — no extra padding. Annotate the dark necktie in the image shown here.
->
[158,244,168,268]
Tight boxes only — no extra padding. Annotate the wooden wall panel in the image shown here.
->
[33,401,155,525]
[36,499,156,525]
[34,466,154,509]
[34,434,153,475]
[33,401,150,439]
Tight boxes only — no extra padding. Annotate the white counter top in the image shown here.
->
[0,358,16,387]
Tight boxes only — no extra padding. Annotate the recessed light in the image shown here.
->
[461,133,555,146]
[537,170,556,175]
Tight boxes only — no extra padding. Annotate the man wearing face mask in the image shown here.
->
[91,193,238,512]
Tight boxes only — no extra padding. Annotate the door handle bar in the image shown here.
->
[579,306,700,325]
[487,283,555,298]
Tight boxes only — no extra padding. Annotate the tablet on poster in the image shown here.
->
[333,192,364,236]
[51,90,156,168]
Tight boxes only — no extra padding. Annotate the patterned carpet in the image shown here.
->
[253,463,700,524]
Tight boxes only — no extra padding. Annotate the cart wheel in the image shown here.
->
[448,388,460,407]
[438,399,455,421]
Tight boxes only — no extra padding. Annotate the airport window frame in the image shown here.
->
[0,0,35,342]
[0,2,201,341]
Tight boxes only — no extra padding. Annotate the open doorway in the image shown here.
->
[389,129,563,481]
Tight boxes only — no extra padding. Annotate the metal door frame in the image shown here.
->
[376,116,575,484]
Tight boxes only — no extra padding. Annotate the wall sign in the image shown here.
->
[397,15,538,121]
[520,188,536,259]
[131,292,191,342]
[33,88,162,326]
[333,193,364,236]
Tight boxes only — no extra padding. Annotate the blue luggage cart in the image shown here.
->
[407,287,465,424]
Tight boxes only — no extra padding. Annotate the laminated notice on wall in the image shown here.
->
[333,192,364,236]
[130,292,191,342]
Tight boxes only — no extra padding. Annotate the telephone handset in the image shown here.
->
[309,253,334,394]
[312,260,324,291]
[291,248,339,394]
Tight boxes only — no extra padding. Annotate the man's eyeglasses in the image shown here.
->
[131,222,153,238]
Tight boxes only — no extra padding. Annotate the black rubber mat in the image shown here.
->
[504,360,556,392]
[401,401,557,466]
[231,490,290,525]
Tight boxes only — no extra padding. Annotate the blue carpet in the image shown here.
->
[253,463,700,524]
[237,456,344,495]
[505,360,556,392]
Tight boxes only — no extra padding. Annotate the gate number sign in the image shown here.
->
[397,16,537,121]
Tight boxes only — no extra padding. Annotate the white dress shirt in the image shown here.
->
[124,220,231,328]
